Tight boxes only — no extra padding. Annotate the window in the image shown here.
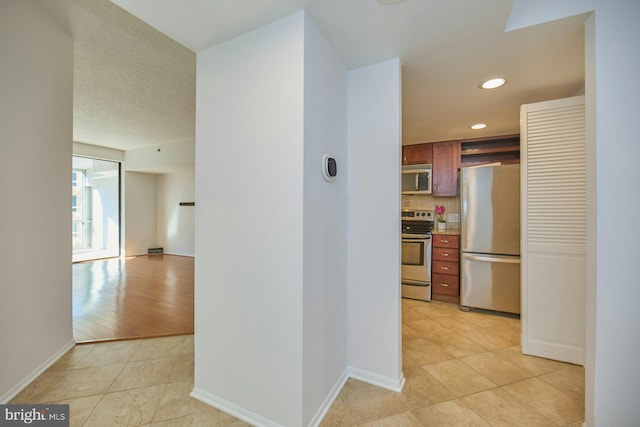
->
[72,157,121,261]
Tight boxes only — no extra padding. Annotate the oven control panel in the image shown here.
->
[401,209,434,221]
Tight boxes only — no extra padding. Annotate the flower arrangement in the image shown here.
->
[435,205,446,223]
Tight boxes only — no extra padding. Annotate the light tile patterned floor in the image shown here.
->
[10,301,584,426]
[10,335,247,426]
[323,299,585,426]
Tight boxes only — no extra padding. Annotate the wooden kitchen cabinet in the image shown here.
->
[432,273,459,297]
[432,247,459,262]
[432,234,460,303]
[432,141,460,196]
[459,134,520,167]
[402,143,433,165]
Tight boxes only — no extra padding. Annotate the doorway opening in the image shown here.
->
[72,156,121,262]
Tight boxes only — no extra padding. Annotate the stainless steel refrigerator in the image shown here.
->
[460,164,521,314]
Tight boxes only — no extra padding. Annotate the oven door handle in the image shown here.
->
[402,236,432,241]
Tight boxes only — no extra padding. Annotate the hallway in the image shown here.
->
[12,299,584,425]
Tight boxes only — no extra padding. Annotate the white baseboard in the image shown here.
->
[307,368,349,427]
[0,339,75,404]
[190,367,404,426]
[523,340,585,366]
[190,387,280,427]
[163,252,194,258]
[133,252,194,258]
[348,367,406,393]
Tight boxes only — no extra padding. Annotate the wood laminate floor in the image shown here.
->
[72,255,194,343]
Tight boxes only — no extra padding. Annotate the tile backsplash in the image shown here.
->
[402,195,460,227]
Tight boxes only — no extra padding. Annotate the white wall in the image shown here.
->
[124,164,195,258]
[73,141,124,162]
[125,140,195,172]
[508,1,640,425]
[589,2,640,425]
[124,138,195,257]
[0,0,74,402]
[584,15,597,426]
[124,171,158,256]
[347,59,403,390]
[302,15,349,427]
[157,166,195,256]
[123,123,195,256]
[506,0,595,31]
[194,12,305,426]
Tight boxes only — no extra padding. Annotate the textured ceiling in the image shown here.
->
[39,0,584,151]
[40,0,196,151]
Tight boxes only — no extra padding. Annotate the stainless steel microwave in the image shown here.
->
[402,164,432,195]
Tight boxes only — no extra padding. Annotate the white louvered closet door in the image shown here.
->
[521,96,585,365]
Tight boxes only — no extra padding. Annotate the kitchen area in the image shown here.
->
[401,135,521,315]
[398,125,586,425]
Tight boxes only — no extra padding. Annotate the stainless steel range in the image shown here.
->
[401,209,434,301]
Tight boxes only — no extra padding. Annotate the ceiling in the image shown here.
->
[40,0,585,150]
[40,0,196,151]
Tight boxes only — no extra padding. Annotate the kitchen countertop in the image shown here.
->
[431,227,460,236]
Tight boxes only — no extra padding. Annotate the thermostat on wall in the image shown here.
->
[322,155,337,182]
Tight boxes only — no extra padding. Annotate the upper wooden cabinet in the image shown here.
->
[432,141,460,197]
[402,143,432,165]
[459,134,520,166]
[402,135,519,197]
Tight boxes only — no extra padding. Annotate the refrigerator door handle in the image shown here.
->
[462,254,520,264]
[461,179,468,250]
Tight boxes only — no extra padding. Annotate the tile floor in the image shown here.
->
[10,335,247,426]
[322,300,584,426]
[10,300,585,426]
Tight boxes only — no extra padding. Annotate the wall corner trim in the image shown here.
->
[191,367,406,426]
[0,339,75,404]
[505,0,594,32]
[190,387,282,427]
[347,367,406,393]
[307,368,349,427]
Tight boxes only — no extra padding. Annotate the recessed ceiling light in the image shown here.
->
[471,123,487,130]
[377,0,405,4]
[480,78,506,89]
